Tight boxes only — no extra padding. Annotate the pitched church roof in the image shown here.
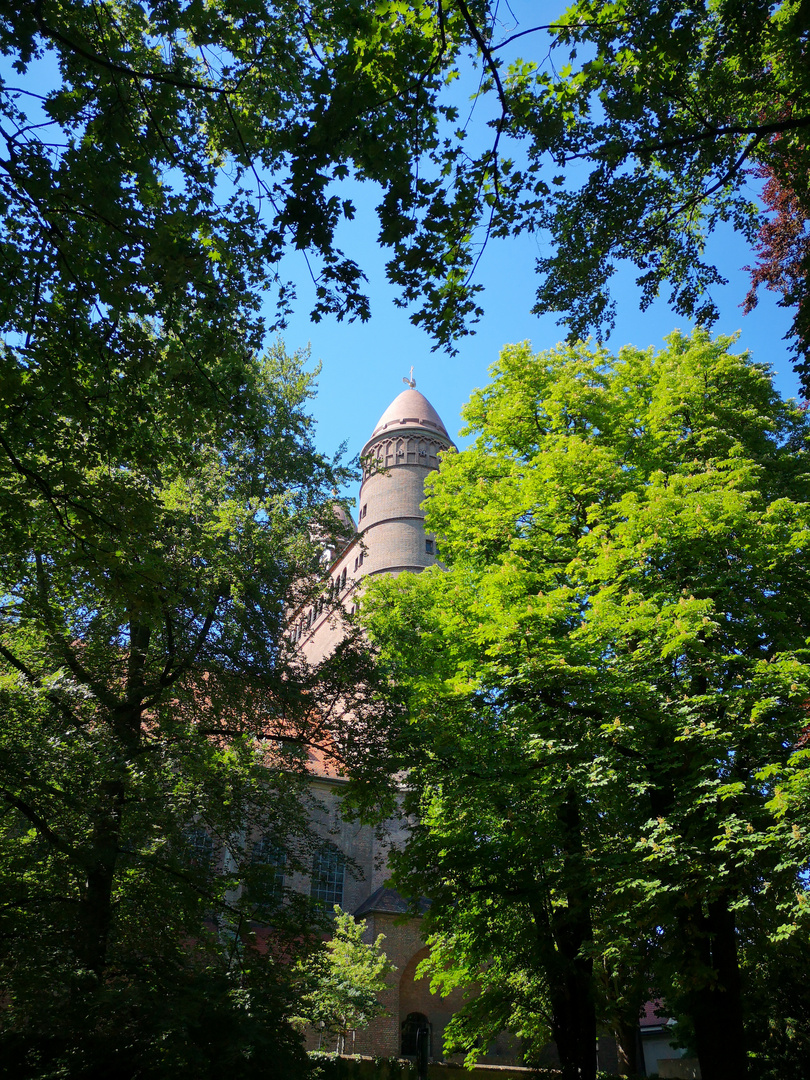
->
[353,885,431,917]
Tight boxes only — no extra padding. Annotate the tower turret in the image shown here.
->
[294,381,453,665]
[357,383,455,578]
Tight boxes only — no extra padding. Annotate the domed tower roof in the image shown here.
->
[368,387,449,443]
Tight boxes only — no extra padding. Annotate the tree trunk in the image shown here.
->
[614,1017,643,1076]
[691,898,747,1080]
[647,746,748,1078]
[534,789,597,1080]
[550,965,597,1080]
[74,621,149,978]
[75,778,126,977]
[679,896,747,1080]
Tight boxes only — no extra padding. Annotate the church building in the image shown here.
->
[289,381,510,1062]
[283,380,685,1076]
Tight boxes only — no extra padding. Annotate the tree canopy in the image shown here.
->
[294,906,395,1055]
[3,2,809,384]
[0,4,416,1071]
[0,338,387,1078]
[481,0,810,377]
[361,331,810,1080]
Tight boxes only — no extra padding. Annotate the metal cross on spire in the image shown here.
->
[402,366,416,389]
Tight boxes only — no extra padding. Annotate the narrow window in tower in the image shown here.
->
[359,551,364,566]
[361,504,367,519]
[341,567,347,588]
[425,539,434,555]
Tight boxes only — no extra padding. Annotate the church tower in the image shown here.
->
[357,380,455,578]
[290,383,486,1062]
[296,379,455,666]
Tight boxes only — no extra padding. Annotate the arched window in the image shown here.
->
[401,1013,431,1058]
[341,567,347,588]
[248,836,286,917]
[310,842,344,908]
[184,826,213,871]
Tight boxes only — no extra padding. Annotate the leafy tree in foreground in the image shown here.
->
[295,907,396,1055]
[393,0,810,385]
[488,0,810,386]
[361,331,810,1080]
[0,340,384,1078]
[0,4,422,1071]
[0,0,471,361]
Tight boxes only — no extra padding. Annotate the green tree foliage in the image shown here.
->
[394,0,810,384]
[0,0,469,355]
[360,332,810,1080]
[0,5,417,1070]
[5,3,809,380]
[489,0,810,381]
[0,338,385,1078]
[295,907,395,1055]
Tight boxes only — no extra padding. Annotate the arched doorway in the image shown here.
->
[401,1012,431,1059]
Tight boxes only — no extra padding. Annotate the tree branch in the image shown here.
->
[35,11,229,96]
[0,639,83,728]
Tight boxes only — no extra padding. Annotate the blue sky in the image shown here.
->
[269,3,804,487]
[280,182,801,484]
